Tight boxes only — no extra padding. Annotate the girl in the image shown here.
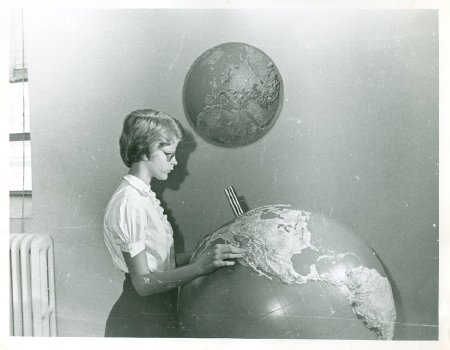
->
[103,109,244,337]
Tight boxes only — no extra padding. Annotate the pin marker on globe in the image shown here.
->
[224,186,244,217]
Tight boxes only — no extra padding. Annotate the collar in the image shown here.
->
[123,174,153,197]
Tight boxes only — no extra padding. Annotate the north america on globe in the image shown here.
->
[179,205,397,340]
[183,42,283,147]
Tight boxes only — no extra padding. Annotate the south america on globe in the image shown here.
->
[178,205,397,340]
[183,42,283,147]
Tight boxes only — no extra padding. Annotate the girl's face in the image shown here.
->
[147,141,179,181]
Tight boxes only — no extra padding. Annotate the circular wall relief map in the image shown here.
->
[183,42,284,147]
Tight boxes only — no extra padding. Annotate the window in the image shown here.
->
[9,10,32,228]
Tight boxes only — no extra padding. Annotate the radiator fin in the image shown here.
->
[10,233,57,336]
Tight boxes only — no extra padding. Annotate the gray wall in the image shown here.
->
[26,9,438,339]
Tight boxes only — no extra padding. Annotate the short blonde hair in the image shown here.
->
[119,109,184,168]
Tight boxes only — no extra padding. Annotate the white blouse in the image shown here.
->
[103,175,176,273]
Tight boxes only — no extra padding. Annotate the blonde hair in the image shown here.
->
[119,109,184,168]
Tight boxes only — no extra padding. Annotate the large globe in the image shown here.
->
[178,205,396,340]
[183,42,283,147]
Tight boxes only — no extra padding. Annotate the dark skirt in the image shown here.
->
[105,274,179,338]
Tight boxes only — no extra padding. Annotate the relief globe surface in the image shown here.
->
[178,205,397,340]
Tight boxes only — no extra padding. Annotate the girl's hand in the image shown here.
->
[194,243,245,275]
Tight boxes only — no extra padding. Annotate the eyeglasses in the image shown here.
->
[161,150,176,162]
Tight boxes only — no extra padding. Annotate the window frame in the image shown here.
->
[9,9,32,223]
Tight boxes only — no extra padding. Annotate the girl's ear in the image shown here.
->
[140,153,149,162]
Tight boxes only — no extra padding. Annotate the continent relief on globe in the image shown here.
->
[183,43,283,147]
[188,205,396,340]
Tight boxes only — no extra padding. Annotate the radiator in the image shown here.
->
[10,233,57,336]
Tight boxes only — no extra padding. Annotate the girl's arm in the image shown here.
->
[123,243,244,296]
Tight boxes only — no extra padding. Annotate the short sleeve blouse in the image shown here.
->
[103,175,176,273]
